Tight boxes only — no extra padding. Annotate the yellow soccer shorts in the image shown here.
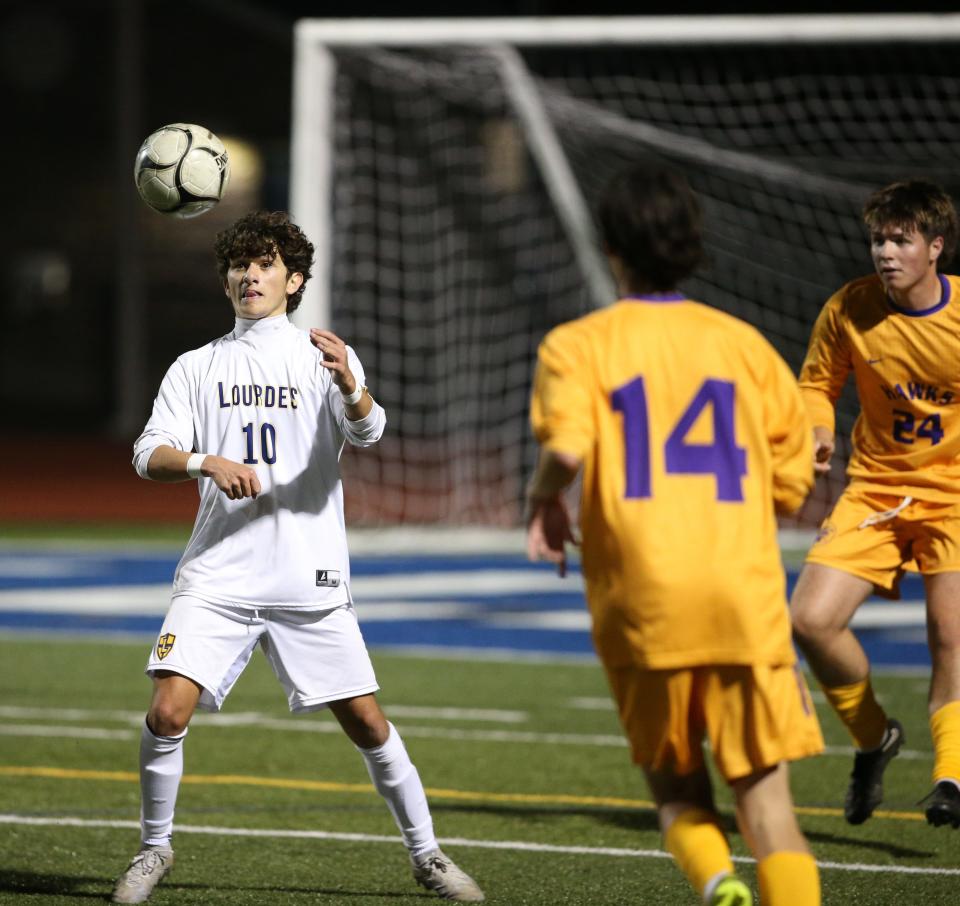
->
[605,662,824,782]
[806,486,960,596]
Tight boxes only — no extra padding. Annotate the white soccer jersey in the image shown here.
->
[132,315,385,608]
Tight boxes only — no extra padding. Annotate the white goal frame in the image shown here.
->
[289,12,960,332]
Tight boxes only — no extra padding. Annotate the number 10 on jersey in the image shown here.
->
[242,422,277,465]
[611,377,747,501]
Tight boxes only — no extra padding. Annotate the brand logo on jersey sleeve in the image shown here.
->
[316,570,341,588]
[156,633,176,660]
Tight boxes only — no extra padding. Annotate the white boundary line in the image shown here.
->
[0,705,935,758]
[3,814,959,876]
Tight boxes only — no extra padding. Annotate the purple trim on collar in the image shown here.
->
[623,292,687,303]
[887,274,951,317]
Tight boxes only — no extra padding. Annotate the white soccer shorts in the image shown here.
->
[145,595,379,712]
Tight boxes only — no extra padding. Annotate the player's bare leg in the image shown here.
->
[790,564,873,688]
[644,763,716,827]
[791,564,902,823]
[730,763,819,905]
[730,763,809,859]
[330,694,484,901]
[329,690,390,747]
[645,766,752,905]
[921,572,960,827]
[146,671,204,736]
[112,672,202,903]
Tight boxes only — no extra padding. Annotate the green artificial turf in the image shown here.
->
[0,637,954,905]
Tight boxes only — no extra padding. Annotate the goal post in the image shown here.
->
[290,14,960,526]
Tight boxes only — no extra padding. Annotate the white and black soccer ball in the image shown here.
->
[133,123,230,218]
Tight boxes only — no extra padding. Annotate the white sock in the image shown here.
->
[358,722,438,858]
[139,720,187,847]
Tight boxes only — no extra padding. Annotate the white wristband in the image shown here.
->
[340,385,365,406]
[186,453,208,479]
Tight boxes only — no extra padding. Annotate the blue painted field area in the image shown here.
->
[0,547,931,668]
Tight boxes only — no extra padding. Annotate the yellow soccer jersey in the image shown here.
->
[799,273,960,501]
[531,295,813,669]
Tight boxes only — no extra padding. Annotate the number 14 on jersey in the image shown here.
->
[612,377,747,501]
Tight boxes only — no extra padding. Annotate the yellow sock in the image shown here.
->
[931,701,960,784]
[757,852,820,906]
[822,677,888,750]
[663,807,733,899]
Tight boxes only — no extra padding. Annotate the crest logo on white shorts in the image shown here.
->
[156,633,176,660]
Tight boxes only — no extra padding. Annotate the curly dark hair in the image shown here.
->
[214,211,314,313]
[863,179,958,269]
[597,164,703,292]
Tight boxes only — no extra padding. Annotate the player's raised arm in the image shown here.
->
[310,328,373,419]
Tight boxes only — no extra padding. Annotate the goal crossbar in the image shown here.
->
[294,14,960,46]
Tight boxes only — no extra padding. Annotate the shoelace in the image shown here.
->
[130,851,166,876]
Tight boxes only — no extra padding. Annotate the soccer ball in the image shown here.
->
[133,123,230,218]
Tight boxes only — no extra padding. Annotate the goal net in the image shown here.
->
[291,15,960,527]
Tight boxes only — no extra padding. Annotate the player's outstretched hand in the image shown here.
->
[310,328,357,395]
[202,455,262,500]
[527,495,579,578]
[812,426,835,475]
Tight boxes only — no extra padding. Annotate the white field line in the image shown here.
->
[0,585,171,614]
[352,601,484,621]
[822,744,930,761]
[567,697,615,710]
[0,582,927,631]
[489,611,591,630]
[0,704,527,725]
[0,705,934,758]
[0,717,627,748]
[0,557,104,578]
[382,705,527,722]
[0,569,582,617]
[0,725,135,740]
[2,813,958,876]
[493,602,928,631]
[0,588,493,620]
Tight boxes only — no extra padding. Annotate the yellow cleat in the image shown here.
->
[709,875,753,906]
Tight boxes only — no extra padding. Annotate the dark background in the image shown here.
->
[1,1,954,526]
[1,0,941,433]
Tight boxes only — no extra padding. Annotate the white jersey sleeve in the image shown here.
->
[132,358,199,478]
[331,346,386,447]
[133,316,383,609]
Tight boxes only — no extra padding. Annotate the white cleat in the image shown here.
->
[111,847,174,904]
[412,848,485,902]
